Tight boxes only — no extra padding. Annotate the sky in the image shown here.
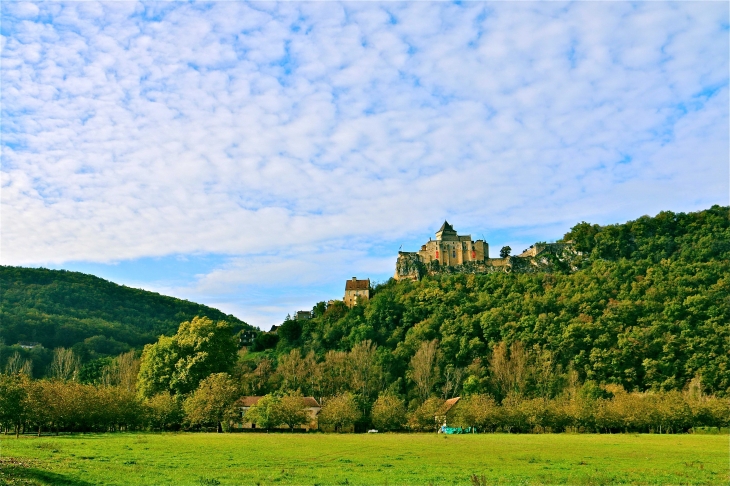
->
[1,1,728,330]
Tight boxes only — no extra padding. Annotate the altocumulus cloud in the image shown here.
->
[1,2,728,328]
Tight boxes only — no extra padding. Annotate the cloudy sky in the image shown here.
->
[2,2,728,330]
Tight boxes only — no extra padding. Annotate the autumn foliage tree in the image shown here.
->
[318,393,361,432]
[183,373,239,432]
[371,393,406,431]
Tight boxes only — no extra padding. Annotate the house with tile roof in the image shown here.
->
[344,277,370,308]
[435,397,462,428]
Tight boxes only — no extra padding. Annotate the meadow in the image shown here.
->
[0,433,727,485]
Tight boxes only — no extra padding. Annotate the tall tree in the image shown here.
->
[137,336,179,398]
[137,317,237,397]
[409,340,439,401]
[349,340,381,401]
[172,317,238,395]
[50,348,79,382]
[277,349,308,393]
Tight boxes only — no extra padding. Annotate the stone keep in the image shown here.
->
[418,221,488,265]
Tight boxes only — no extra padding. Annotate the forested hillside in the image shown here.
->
[249,205,730,397]
[0,267,254,376]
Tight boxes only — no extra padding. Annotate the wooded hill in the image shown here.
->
[1,205,728,398]
[251,205,730,397]
[0,267,255,376]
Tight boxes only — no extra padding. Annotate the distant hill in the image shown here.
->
[0,266,256,361]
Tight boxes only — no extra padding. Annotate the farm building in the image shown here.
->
[233,396,321,431]
[436,397,461,425]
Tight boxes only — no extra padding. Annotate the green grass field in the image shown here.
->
[0,433,727,485]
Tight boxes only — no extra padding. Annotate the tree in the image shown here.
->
[489,341,528,399]
[452,394,500,431]
[137,316,238,397]
[50,348,79,382]
[137,336,179,398]
[409,340,439,401]
[500,246,512,258]
[239,392,310,432]
[172,317,239,395]
[244,394,284,430]
[145,393,184,431]
[320,350,351,398]
[277,349,309,393]
[23,379,54,436]
[0,374,27,437]
[117,351,141,393]
[349,340,381,401]
[407,397,445,432]
[5,352,32,377]
[371,393,406,431]
[318,393,361,432]
[183,373,239,432]
[441,364,464,399]
[279,393,312,430]
[278,315,303,344]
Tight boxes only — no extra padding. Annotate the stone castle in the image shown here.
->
[395,221,570,280]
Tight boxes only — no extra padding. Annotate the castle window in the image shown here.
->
[452,250,456,258]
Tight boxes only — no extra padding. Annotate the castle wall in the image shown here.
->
[417,238,487,266]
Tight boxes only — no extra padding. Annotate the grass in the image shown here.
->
[0,432,728,485]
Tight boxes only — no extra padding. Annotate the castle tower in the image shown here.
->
[435,221,458,241]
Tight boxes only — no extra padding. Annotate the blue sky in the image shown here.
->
[2,2,728,330]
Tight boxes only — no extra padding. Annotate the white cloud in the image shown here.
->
[1,2,727,328]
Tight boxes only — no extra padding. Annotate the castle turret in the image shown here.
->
[435,221,458,241]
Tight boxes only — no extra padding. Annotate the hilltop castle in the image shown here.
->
[408,221,488,266]
[395,221,569,280]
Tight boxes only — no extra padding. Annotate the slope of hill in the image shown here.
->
[0,266,255,362]
[256,205,730,396]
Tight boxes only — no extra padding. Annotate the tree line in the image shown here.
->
[1,315,727,435]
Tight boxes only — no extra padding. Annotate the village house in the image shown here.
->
[295,310,311,320]
[435,397,461,429]
[233,396,321,431]
[344,277,370,308]
[18,341,41,349]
